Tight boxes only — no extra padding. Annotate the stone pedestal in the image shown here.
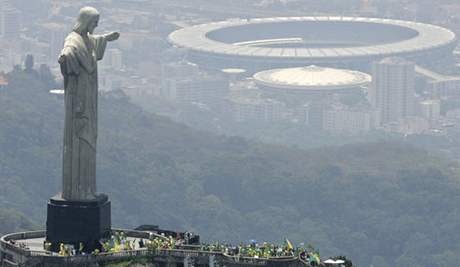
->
[46,194,111,252]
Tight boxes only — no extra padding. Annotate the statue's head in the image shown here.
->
[73,6,100,35]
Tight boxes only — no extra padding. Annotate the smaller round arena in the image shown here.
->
[253,65,372,96]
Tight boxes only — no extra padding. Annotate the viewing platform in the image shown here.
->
[0,229,316,267]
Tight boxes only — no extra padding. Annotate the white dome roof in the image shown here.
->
[253,65,371,91]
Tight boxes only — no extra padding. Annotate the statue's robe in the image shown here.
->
[60,31,107,200]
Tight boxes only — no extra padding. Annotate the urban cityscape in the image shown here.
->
[2,0,460,140]
[2,0,460,267]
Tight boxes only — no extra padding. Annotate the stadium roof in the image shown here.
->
[253,65,371,91]
[169,16,457,60]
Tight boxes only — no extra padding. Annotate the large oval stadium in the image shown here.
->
[168,17,457,72]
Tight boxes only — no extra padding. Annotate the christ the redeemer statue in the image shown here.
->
[46,6,118,252]
[59,7,119,200]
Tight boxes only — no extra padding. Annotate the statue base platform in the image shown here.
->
[46,194,111,253]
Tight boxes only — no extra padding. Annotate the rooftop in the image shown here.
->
[253,65,371,91]
[378,57,414,65]
[221,68,247,74]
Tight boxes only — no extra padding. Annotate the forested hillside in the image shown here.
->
[0,209,35,236]
[1,69,460,267]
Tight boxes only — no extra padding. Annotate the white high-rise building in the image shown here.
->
[418,99,441,122]
[372,57,415,125]
[231,97,286,123]
[163,76,229,107]
[322,104,376,134]
[104,48,123,70]
[1,7,21,38]
[40,23,67,65]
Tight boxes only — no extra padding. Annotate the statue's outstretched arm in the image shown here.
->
[92,32,120,61]
[103,32,120,42]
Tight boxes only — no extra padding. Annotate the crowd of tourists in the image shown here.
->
[9,239,28,250]
[99,231,136,253]
[142,235,177,250]
[49,231,138,256]
[139,233,323,264]
[51,232,323,263]
[55,242,85,256]
[200,239,321,264]
[42,231,353,266]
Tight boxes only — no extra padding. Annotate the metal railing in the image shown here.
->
[1,230,310,266]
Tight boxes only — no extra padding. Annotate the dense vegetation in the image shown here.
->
[1,69,460,267]
[0,208,36,236]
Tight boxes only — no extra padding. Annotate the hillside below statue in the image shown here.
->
[46,6,119,252]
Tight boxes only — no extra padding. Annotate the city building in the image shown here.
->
[98,70,124,92]
[161,61,200,82]
[0,45,22,71]
[322,104,376,134]
[446,109,460,121]
[230,95,286,123]
[383,117,430,135]
[162,76,229,108]
[0,73,7,90]
[414,65,460,97]
[40,23,68,65]
[221,68,247,85]
[358,0,378,16]
[418,99,441,122]
[1,7,21,38]
[429,79,460,97]
[303,102,323,130]
[372,57,416,125]
[103,48,124,70]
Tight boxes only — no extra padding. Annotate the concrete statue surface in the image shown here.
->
[46,6,118,252]
[59,6,119,200]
